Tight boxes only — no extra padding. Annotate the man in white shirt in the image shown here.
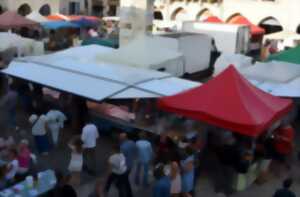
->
[104,144,133,197]
[46,110,67,146]
[81,123,99,175]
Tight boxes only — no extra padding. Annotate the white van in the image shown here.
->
[182,21,251,54]
[158,33,213,74]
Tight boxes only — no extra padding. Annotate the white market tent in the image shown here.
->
[2,45,200,101]
[264,31,300,48]
[213,53,253,76]
[0,32,44,56]
[213,56,300,98]
[243,61,300,83]
[26,11,49,23]
[272,77,300,97]
[97,35,185,76]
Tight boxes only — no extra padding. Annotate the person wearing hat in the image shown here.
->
[29,114,51,155]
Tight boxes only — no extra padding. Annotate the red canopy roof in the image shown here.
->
[47,14,70,21]
[68,15,99,21]
[158,66,293,137]
[228,15,265,36]
[203,16,223,23]
[0,11,38,29]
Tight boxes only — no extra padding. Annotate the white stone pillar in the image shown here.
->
[119,0,154,46]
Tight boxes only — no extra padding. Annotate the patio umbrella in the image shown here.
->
[0,11,38,29]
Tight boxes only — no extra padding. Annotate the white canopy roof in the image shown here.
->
[272,77,300,97]
[26,11,49,23]
[264,31,300,41]
[2,45,200,101]
[213,53,253,76]
[0,32,34,52]
[242,61,300,83]
[96,35,184,75]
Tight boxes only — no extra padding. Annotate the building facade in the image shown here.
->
[154,0,300,33]
[0,0,59,16]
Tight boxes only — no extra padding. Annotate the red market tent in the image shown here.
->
[68,15,99,21]
[0,11,38,29]
[228,15,265,36]
[47,14,70,21]
[158,66,293,137]
[203,16,223,23]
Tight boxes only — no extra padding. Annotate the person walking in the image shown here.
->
[181,156,195,197]
[29,114,51,155]
[81,123,99,175]
[152,164,171,197]
[104,144,133,197]
[135,132,153,187]
[170,162,181,197]
[68,137,83,186]
[46,110,67,146]
[273,178,296,197]
[119,133,137,173]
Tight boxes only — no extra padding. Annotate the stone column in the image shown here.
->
[119,0,154,46]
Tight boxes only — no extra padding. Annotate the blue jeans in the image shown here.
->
[134,162,149,187]
[8,109,16,129]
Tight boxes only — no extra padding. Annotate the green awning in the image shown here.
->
[268,45,300,65]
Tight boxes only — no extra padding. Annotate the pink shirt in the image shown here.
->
[17,148,31,168]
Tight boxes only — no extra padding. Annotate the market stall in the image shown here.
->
[263,31,300,50]
[97,35,185,76]
[268,45,300,65]
[203,16,224,23]
[26,11,49,23]
[0,11,38,29]
[228,15,265,56]
[158,66,293,191]
[1,45,199,132]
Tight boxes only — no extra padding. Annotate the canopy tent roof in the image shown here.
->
[26,11,49,23]
[264,31,300,41]
[0,11,38,29]
[158,66,292,137]
[0,32,36,52]
[242,61,300,83]
[47,14,70,21]
[203,16,223,23]
[2,45,199,101]
[96,35,183,70]
[228,15,265,36]
[271,77,300,97]
[268,45,300,65]
[41,21,80,30]
[68,15,99,21]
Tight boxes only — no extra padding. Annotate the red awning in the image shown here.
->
[47,14,70,21]
[228,15,265,36]
[68,15,99,21]
[203,16,223,23]
[0,11,38,29]
[158,66,292,137]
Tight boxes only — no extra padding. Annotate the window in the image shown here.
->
[69,2,80,15]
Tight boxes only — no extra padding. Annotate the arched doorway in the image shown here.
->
[17,4,32,16]
[259,17,283,34]
[171,7,186,21]
[226,13,242,23]
[196,8,212,21]
[39,4,51,16]
[154,11,163,20]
